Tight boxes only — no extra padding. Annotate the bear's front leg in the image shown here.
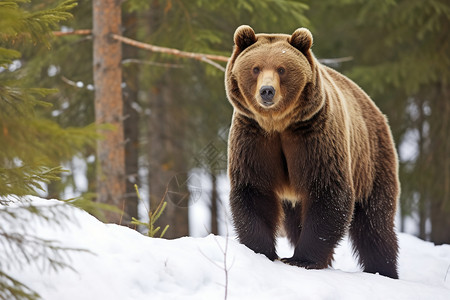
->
[282,185,353,269]
[230,184,280,261]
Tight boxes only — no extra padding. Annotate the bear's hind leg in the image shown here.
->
[349,189,399,279]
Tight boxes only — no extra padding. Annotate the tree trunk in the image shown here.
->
[122,10,140,225]
[147,72,189,238]
[210,172,218,235]
[417,98,428,240]
[430,201,450,244]
[147,76,171,234]
[429,83,450,244]
[144,3,190,238]
[93,0,125,224]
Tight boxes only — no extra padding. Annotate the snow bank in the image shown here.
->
[1,197,449,300]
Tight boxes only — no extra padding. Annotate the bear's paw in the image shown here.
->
[281,257,327,270]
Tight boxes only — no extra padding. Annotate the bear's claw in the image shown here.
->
[281,257,325,269]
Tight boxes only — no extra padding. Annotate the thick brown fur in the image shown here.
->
[225,25,400,279]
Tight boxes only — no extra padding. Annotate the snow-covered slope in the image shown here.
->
[2,197,450,300]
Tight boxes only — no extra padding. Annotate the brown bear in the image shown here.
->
[225,25,400,279]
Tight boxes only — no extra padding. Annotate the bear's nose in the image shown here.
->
[259,86,275,103]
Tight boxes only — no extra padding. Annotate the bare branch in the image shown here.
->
[61,76,94,91]
[200,57,226,72]
[53,30,352,71]
[122,58,184,69]
[52,29,92,37]
[318,56,353,64]
[110,34,228,71]
[60,76,78,87]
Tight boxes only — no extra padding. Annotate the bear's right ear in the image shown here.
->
[289,28,313,54]
[233,25,257,52]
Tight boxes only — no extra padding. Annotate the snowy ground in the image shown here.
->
[1,196,450,300]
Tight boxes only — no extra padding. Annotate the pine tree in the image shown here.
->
[0,0,97,198]
[92,0,126,224]
[23,1,98,204]
[0,1,96,299]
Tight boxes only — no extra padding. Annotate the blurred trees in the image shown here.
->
[307,0,450,243]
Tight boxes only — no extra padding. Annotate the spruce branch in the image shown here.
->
[131,184,169,238]
[0,199,92,300]
[0,166,66,197]
[1,0,77,46]
[0,270,39,300]
[64,194,123,223]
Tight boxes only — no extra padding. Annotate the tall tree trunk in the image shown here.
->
[122,10,140,225]
[147,72,189,238]
[147,75,171,234]
[210,172,218,235]
[145,2,189,238]
[417,98,428,240]
[429,83,450,244]
[93,0,125,223]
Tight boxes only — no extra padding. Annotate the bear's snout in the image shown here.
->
[259,85,275,105]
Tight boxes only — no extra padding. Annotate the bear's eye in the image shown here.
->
[253,67,260,75]
[277,67,286,75]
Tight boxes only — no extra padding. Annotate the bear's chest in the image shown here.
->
[264,131,310,204]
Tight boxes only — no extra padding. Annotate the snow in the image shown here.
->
[1,196,450,300]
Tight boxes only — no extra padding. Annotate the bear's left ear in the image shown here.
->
[289,28,313,54]
[233,25,257,52]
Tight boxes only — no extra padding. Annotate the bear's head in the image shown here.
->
[225,25,321,132]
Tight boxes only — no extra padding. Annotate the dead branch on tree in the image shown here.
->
[110,34,227,71]
[318,56,353,64]
[61,76,94,90]
[122,58,184,69]
[52,30,352,72]
[53,29,92,37]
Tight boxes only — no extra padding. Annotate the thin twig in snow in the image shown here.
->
[445,264,450,282]
[198,207,233,300]
[199,248,223,270]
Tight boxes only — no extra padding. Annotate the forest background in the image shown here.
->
[1,0,449,245]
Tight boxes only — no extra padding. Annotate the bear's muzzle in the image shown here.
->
[260,85,275,106]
